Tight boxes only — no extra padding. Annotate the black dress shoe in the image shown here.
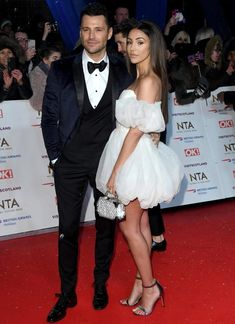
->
[47,292,77,322]
[152,239,167,252]
[93,284,108,310]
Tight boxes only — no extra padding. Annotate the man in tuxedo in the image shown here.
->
[41,3,132,322]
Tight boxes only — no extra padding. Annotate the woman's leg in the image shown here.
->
[119,199,152,283]
[119,199,161,312]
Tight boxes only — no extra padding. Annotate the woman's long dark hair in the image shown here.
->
[128,20,169,123]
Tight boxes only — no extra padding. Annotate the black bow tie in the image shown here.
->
[87,60,107,74]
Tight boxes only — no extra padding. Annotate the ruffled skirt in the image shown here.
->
[96,125,184,209]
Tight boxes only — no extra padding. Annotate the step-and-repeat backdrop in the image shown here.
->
[0,87,235,237]
[162,86,235,208]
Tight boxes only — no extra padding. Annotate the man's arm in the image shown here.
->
[41,63,61,161]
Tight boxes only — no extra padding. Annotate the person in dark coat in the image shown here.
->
[217,37,235,108]
[0,37,32,102]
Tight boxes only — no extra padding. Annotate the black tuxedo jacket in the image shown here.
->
[41,52,133,161]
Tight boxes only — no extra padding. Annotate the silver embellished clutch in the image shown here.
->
[97,192,125,220]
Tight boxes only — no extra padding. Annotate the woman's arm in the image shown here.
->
[107,127,143,194]
[107,76,161,194]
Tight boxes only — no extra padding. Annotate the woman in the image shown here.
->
[203,35,234,92]
[0,37,32,103]
[29,46,62,111]
[96,21,183,316]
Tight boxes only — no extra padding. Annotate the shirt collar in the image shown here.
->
[82,50,108,70]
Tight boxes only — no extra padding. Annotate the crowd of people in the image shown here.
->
[112,7,235,107]
[0,2,234,322]
[0,16,63,105]
[1,4,235,107]
[164,15,235,105]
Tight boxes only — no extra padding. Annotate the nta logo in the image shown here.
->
[0,138,9,148]
[184,148,200,157]
[224,143,235,152]
[189,172,208,182]
[219,120,234,128]
[0,198,19,209]
[177,121,195,130]
[0,169,13,179]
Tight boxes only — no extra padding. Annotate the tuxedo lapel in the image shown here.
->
[108,54,133,124]
[109,61,121,124]
[72,56,85,113]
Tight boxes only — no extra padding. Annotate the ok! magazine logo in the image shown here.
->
[0,169,13,180]
[184,148,200,157]
[219,120,234,128]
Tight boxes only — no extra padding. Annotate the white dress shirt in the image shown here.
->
[82,50,109,109]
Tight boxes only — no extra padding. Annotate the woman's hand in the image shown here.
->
[107,171,117,195]
[11,69,23,84]
[167,51,177,62]
[42,22,52,40]
[3,69,13,89]
[164,16,177,35]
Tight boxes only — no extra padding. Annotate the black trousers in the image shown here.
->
[54,155,116,295]
[148,204,165,236]
[148,129,166,237]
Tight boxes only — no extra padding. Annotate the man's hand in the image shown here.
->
[150,132,161,146]
[217,91,224,103]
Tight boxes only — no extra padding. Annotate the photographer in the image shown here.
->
[217,37,235,109]
[0,37,32,103]
[168,41,210,105]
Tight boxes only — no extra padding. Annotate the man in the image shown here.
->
[41,3,132,323]
[113,19,135,56]
[113,5,129,24]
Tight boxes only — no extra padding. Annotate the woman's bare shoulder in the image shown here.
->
[135,74,162,103]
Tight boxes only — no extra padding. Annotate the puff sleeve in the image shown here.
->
[115,97,165,133]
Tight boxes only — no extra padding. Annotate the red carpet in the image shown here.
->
[0,199,235,324]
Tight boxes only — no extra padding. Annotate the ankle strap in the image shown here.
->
[136,276,142,280]
[143,279,156,288]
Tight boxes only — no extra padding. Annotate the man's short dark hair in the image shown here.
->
[114,4,129,13]
[113,18,138,37]
[80,2,111,27]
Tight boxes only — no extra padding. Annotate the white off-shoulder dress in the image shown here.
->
[96,89,184,209]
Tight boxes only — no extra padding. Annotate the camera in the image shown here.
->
[7,57,17,74]
[172,9,185,24]
[187,52,204,64]
[49,22,58,32]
